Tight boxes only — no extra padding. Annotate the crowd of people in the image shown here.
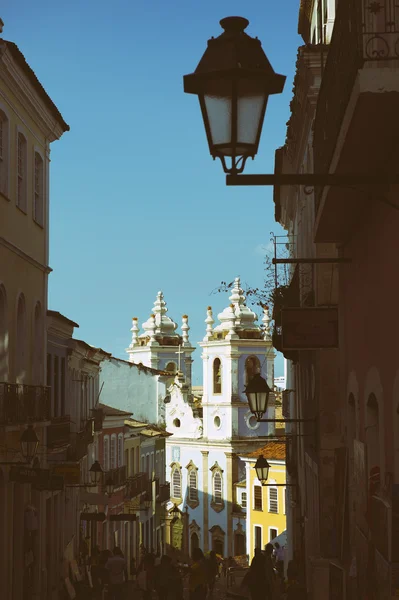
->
[84,542,305,600]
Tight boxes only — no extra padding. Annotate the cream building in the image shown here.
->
[0,21,69,600]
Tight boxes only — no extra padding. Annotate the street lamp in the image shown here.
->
[184,17,399,190]
[89,460,103,485]
[105,476,114,497]
[254,455,270,485]
[20,425,39,464]
[183,16,285,175]
[244,373,271,420]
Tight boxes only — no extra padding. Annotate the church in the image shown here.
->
[126,278,277,558]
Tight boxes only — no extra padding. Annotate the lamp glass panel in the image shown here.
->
[237,93,267,146]
[204,94,232,147]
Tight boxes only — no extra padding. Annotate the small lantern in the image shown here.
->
[171,504,180,519]
[142,491,151,510]
[20,425,39,464]
[255,455,270,485]
[245,373,271,420]
[184,16,285,174]
[89,460,103,485]
[105,476,114,497]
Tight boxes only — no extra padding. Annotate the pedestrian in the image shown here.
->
[188,548,208,600]
[246,547,275,600]
[105,546,128,600]
[273,542,285,581]
[285,560,307,600]
[205,551,219,599]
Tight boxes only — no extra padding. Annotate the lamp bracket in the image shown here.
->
[226,173,399,187]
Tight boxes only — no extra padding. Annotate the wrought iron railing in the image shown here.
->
[102,465,127,492]
[314,0,399,207]
[47,415,71,448]
[67,418,95,461]
[158,482,170,503]
[125,472,149,499]
[0,382,51,424]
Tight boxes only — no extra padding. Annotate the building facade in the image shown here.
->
[0,23,69,600]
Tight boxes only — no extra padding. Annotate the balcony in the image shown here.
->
[158,482,170,504]
[47,415,71,448]
[125,472,149,499]
[103,466,127,493]
[314,0,399,243]
[0,383,51,425]
[67,418,94,462]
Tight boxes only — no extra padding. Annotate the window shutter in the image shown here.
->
[269,487,278,513]
[254,485,263,510]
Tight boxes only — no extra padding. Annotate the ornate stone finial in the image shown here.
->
[130,317,140,347]
[182,315,190,346]
[204,306,215,341]
[148,314,158,346]
[262,305,271,340]
[226,304,238,340]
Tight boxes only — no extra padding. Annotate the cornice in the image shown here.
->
[0,235,51,273]
[0,50,64,142]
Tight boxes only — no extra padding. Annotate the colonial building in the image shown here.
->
[0,20,69,600]
[162,278,276,557]
[240,442,286,562]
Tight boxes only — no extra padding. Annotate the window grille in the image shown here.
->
[189,470,198,501]
[213,471,222,504]
[172,468,181,498]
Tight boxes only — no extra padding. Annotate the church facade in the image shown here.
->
[127,278,276,558]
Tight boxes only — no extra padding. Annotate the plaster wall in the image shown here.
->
[99,358,166,425]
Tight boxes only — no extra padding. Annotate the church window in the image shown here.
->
[191,532,199,552]
[254,485,263,511]
[214,416,221,429]
[213,358,222,394]
[268,487,278,513]
[171,465,182,500]
[189,469,198,502]
[245,356,261,385]
[213,471,222,504]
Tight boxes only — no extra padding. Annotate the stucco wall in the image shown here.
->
[99,357,166,424]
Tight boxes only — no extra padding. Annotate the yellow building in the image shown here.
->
[0,20,69,600]
[241,442,286,562]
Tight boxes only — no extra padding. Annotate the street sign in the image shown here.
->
[281,307,338,349]
[109,514,137,521]
[34,474,65,492]
[52,463,80,485]
[9,465,49,486]
[80,512,106,522]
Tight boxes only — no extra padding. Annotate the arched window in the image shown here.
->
[0,284,8,381]
[245,356,261,385]
[191,532,199,552]
[34,152,44,226]
[0,111,9,196]
[189,470,198,502]
[110,434,117,470]
[366,394,380,483]
[17,132,27,212]
[103,435,110,472]
[33,302,43,384]
[171,465,182,500]
[15,293,27,383]
[213,471,222,504]
[118,433,123,467]
[213,358,222,394]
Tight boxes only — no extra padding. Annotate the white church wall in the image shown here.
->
[99,357,166,424]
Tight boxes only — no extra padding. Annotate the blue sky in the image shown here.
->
[3,1,302,384]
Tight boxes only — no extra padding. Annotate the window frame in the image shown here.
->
[171,464,182,500]
[188,469,198,502]
[0,107,10,198]
[268,485,279,513]
[213,357,222,395]
[254,485,263,511]
[213,471,223,504]
[16,130,27,212]
[241,491,247,509]
[103,435,110,472]
[110,434,117,470]
[33,150,44,226]
[118,433,123,467]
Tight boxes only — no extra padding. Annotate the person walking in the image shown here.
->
[188,548,208,600]
[273,543,285,582]
[105,547,128,600]
[205,551,219,599]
